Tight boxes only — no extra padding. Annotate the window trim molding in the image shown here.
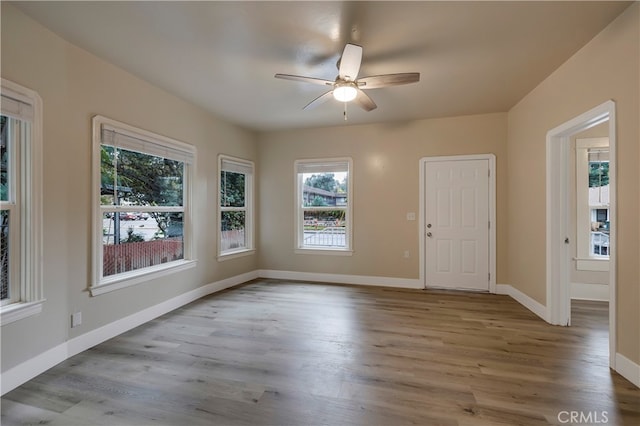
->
[0,78,44,326]
[0,300,44,326]
[294,248,353,256]
[294,157,353,254]
[89,259,197,296]
[217,154,255,259]
[90,115,196,294]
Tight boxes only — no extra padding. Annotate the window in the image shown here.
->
[575,138,609,271]
[591,207,609,256]
[92,116,195,295]
[218,155,254,258]
[1,79,44,325]
[295,158,352,254]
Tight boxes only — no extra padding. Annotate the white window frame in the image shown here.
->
[0,78,44,326]
[217,155,254,260]
[91,116,196,296]
[575,137,609,272]
[294,158,353,255]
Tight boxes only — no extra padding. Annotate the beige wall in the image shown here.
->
[258,113,508,281]
[507,4,639,363]
[1,4,258,372]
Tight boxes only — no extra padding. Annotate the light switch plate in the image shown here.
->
[71,312,82,328]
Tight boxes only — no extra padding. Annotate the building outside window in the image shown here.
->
[295,158,352,253]
[219,155,254,257]
[92,116,195,295]
[0,79,44,325]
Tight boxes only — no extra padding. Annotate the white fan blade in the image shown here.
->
[357,73,420,89]
[338,44,363,81]
[353,88,377,112]
[303,90,334,110]
[275,74,334,86]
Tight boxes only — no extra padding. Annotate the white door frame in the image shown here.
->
[419,154,496,292]
[545,100,616,368]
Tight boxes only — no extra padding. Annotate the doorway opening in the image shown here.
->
[546,100,616,368]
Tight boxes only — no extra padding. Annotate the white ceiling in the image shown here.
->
[14,1,632,132]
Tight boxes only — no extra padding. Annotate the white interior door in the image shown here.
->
[425,159,490,291]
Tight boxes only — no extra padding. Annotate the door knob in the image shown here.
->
[427,232,432,237]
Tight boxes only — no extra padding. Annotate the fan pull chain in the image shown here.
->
[343,102,348,121]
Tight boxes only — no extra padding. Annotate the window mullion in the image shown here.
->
[100,205,184,213]
[221,206,246,212]
[303,206,347,212]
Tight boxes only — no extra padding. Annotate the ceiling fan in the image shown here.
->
[275,43,420,112]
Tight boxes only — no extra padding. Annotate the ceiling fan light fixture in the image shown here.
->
[275,43,419,112]
[333,83,357,102]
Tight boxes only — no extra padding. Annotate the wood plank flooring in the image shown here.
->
[2,280,639,425]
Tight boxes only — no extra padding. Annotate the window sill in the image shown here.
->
[90,259,197,296]
[295,248,353,256]
[218,248,255,262]
[575,258,609,272]
[1,299,45,326]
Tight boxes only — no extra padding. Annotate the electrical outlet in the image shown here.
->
[406,212,416,221]
[71,312,82,328]
[404,250,410,258]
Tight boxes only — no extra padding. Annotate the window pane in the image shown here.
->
[588,159,609,188]
[102,146,184,207]
[302,172,347,207]
[102,211,184,277]
[100,145,117,206]
[590,208,609,257]
[303,209,346,248]
[1,210,9,300]
[221,211,246,251]
[220,171,245,207]
[1,115,9,202]
[102,211,170,244]
[590,231,609,256]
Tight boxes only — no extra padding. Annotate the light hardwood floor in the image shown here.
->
[2,280,639,425]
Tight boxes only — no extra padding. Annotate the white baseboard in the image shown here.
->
[4,272,635,396]
[67,270,258,358]
[615,352,640,388]
[496,285,637,389]
[0,270,258,396]
[258,269,423,289]
[0,342,68,396]
[495,284,548,322]
[570,282,609,301]
[3,269,416,395]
